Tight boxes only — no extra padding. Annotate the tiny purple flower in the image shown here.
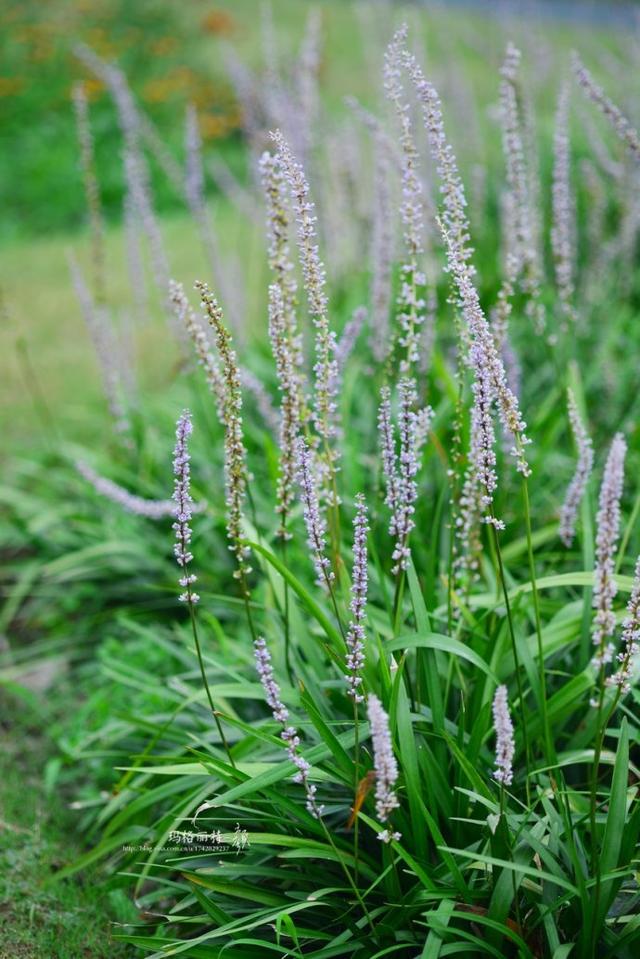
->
[492,685,515,786]
[367,694,401,842]
[172,410,199,604]
[254,637,323,817]
[345,494,369,703]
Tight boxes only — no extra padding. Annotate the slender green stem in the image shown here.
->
[318,813,377,940]
[447,378,466,636]
[281,532,294,685]
[522,478,554,767]
[588,682,621,957]
[616,488,640,573]
[392,568,406,636]
[588,677,605,959]
[187,599,236,769]
[500,785,523,933]
[353,700,360,882]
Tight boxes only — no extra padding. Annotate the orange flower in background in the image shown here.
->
[71,76,105,102]
[143,76,173,104]
[199,112,239,140]
[200,9,235,36]
[190,78,235,110]
[0,77,25,97]
[150,36,178,56]
[29,42,53,63]
[83,27,119,60]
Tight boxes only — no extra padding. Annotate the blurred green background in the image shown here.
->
[0,0,636,451]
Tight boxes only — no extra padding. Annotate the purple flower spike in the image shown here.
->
[367,694,401,843]
[592,433,626,669]
[492,685,515,786]
[345,494,369,703]
[254,637,323,818]
[172,410,199,604]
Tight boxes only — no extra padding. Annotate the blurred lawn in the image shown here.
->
[0,201,266,451]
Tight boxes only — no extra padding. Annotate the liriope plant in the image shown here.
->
[14,16,640,959]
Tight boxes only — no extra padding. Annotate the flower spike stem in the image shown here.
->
[188,602,236,770]
[523,477,555,769]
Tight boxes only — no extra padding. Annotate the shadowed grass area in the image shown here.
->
[0,688,137,958]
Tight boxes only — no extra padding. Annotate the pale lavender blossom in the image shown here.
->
[240,368,279,434]
[222,46,265,171]
[490,275,516,377]
[123,146,175,330]
[367,694,401,842]
[592,433,626,668]
[378,382,432,572]
[492,685,515,786]
[402,48,473,270]
[184,106,232,316]
[196,281,251,578]
[259,152,307,416]
[414,405,435,460]
[74,42,184,192]
[468,343,503,530]
[270,131,338,445]
[254,637,323,817]
[400,36,532,486]
[170,280,226,419]
[74,43,139,145]
[384,26,428,374]
[559,390,593,547]
[209,154,260,224]
[572,52,640,161]
[401,43,496,571]
[608,554,640,694]
[259,154,299,343]
[184,103,205,215]
[402,45,478,364]
[345,494,369,703]
[392,378,421,572]
[269,282,303,538]
[551,82,577,325]
[294,7,321,162]
[173,410,199,604]
[579,104,625,181]
[76,460,198,520]
[72,82,104,303]
[69,253,131,436]
[254,636,290,726]
[378,386,398,511]
[124,194,148,321]
[441,224,531,480]
[454,464,484,586]
[335,306,367,373]
[295,437,334,587]
[496,44,545,330]
[370,131,394,362]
